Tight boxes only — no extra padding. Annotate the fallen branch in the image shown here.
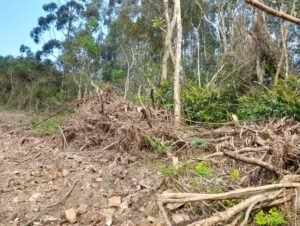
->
[158,202,172,226]
[22,180,79,226]
[187,190,282,226]
[196,146,271,161]
[158,180,300,203]
[222,149,289,176]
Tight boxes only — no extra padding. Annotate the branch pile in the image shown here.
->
[61,86,185,152]
[159,118,300,225]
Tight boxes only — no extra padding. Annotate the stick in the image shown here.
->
[222,149,289,176]
[196,146,271,161]
[158,181,300,203]
[187,190,282,226]
[59,126,69,151]
[22,180,79,226]
[158,202,172,226]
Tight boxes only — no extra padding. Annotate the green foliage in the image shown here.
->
[159,166,186,179]
[223,199,235,207]
[195,162,214,179]
[0,56,75,111]
[255,208,288,226]
[237,77,300,121]
[182,85,236,122]
[31,114,68,135]
[230,169,240,181]
[154,77,299,123]
[142,134,171,154]
[190,137,209,150]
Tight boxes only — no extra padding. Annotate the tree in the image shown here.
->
[173,0,182,127]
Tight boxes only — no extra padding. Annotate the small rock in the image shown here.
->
[108,196,122,207]
[29,193,42,202]
[62,169,70,177]
[42,215,59,223]
[30,171,43,177]
[74,155,84,162]
[172,213,190,224]
[102,208,115,226]
[78,204,88,214]
[95,177,103,183]
[65,208,77,223]
[147,216,156,223]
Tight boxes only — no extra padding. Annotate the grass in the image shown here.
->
[30,113,70,135]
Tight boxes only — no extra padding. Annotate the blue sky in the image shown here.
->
[0,0,50,56]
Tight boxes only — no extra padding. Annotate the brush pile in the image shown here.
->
[61,86,185,152]
[158,118,300,225]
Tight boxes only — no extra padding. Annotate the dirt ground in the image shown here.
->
[0,112,166,226]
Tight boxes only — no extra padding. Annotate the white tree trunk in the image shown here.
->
[173,0,182,127]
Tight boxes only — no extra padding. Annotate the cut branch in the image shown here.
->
[244,0,300,25]
[222,149,290,176]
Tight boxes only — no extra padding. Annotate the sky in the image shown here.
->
[0,0,50,57]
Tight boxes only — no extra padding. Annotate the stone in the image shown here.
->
[62,169,70,177]
[108,196,122,207]
[95,177,103,183]
[171,213,190,224]
[102,208,115,226]
[29,193,42,202]
[78,204,88,214]
[65,208,77,223]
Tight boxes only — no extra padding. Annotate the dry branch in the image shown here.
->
[222,149,290,176]
[187,190,282,226]
[158,181,300,203]
[245,0,300,25]
[196,146,271,161]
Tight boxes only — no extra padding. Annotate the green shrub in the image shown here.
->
[142,134,171,154]
[195,161,214,179]
[255,208,288,226]
[237,77,300,121]
[230,169,240,181]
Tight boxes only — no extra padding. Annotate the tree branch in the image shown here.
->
[244,0,300,25]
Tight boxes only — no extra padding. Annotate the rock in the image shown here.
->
[62,169,70,177]
[102,208,115,226]
[172,213,190,224]
[95,177,103,183]
[65,208,77,223]
[42,215,59,223]
[30,171,43,177]
[74,155,84,162]
[29,193,42,202]
[78,204,88,214]
[147,216,156,223]
[108,196,122,207]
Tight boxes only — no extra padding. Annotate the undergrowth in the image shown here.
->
[30,113,70,135]
[153,76,299,123]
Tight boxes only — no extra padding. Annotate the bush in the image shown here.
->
[237,77,300,120]
[154,77,299,123]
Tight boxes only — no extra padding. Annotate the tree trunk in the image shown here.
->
[161,0,177,82]
[173,0,182,127]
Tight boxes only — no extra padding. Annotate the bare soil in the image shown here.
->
[0,111,166,226]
